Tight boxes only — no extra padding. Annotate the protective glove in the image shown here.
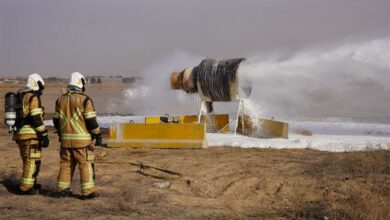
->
[40,135,50,148]
[93,134,102,146]
[55,132,61,143]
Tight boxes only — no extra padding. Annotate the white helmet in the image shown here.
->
[26,73,45,91]
[69,72,86,90]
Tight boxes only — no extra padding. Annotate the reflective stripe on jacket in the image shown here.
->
[13,92,47,141]
[53,91,100,148]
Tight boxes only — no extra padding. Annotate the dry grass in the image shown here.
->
[1,131,389,219]
[301,150,390,220]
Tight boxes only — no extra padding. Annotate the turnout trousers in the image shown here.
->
[17,139,41,192]
[56,147,95,196]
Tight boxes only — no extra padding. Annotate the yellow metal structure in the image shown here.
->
[107,123,207,149]
[237,116,289,139]
[145,114,230,133]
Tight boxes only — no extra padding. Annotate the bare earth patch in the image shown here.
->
[0,125,389,219]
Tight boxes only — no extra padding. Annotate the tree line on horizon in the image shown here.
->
[0,76,141,84]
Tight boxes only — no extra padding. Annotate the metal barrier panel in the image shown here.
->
[237,116,289,139]
[108,123,207,149]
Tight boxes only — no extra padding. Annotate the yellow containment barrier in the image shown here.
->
[107,123,207,149]
[237,116,289,139]
[145,114,230,133]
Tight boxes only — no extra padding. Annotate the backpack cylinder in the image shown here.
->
[4,92,18,132]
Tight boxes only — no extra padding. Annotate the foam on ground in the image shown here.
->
[45,116,390,152]
[208,133,390,152]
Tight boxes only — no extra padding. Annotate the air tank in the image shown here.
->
[4,92,18,132]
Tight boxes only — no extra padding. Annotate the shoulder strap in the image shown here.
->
[16,92,24,108]
[82,95,95,109]
[55,98,60,108]
[28,94,42,108]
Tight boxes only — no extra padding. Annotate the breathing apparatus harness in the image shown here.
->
[4,86,44,134]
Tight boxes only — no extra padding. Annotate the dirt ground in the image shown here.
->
[0,83,389,219]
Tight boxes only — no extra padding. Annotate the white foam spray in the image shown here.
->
[124,50,204,116]
[124,38,390,124]
[238,38,390,123]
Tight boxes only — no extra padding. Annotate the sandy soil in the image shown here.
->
[0,83,389,219]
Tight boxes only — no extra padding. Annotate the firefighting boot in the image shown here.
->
[33,183,42,190]
[50,188,73,198]
[18,188,38,195]
[81,192,100,200]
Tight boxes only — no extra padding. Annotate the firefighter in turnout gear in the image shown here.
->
[13,73,49,195]
[53,72,102,199]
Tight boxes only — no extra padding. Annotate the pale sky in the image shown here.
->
[0,0,389,77]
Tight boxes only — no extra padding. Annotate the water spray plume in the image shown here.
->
[238,38,390,123]
[125,38,390,124]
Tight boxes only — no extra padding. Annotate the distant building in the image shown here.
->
[122,77,140,84]
[100,77,123,84]
[86,76,139,84]
[44,77,67,83]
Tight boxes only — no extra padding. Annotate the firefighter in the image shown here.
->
[13,73,49,195]
[52,72,102,200]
